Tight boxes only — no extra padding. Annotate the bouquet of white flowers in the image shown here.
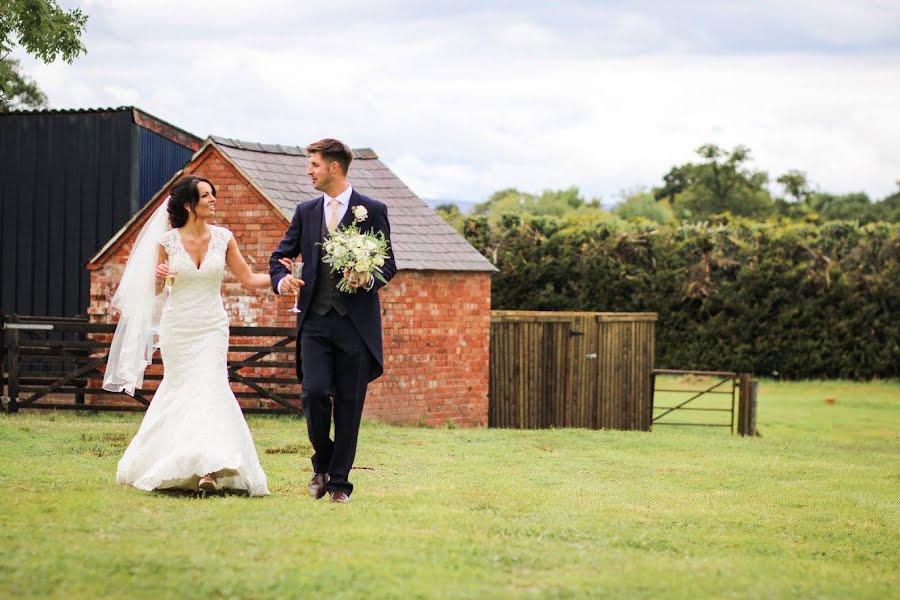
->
[321,205,391,293]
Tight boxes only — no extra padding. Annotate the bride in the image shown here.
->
[104,175,282,496]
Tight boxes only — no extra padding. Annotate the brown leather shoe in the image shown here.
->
[329,490,349,503]
[198,473,217,492]
[309,473,328,499]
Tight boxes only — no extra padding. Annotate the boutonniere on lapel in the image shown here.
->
[320,204,390,293]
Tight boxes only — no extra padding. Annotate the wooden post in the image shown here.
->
[75,331,86,405]
[7,326,19,414]
[0,315,6,411]
[737,373,756,436]
[748,380,758,436]
[74,379,86,405]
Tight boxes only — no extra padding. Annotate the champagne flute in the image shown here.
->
[163,263,177,311]
[289,259,303,313]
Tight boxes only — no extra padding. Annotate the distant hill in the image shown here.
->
[423,198,478,215]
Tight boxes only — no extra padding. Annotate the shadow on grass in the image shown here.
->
[148,488,254,500]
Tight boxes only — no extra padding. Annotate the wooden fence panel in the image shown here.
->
[489,318,572,428]
[490,311,657,431]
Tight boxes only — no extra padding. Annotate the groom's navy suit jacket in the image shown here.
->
[269,190,396,383]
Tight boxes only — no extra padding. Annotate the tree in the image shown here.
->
[0,0,88,111]
[614,189,674,224]
[472,188,533,217]
[772,170,815,219]
[872,182,900,223]
[807,191,876,223]
[773,173,899,223]
[435,203,466,232]
[0,57,46,109]
[654,165,690,203]
[777,170,812,204]
[472,186,603,222]
[653,144,774,221]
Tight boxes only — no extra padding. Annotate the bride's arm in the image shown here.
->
[225,237,282,290]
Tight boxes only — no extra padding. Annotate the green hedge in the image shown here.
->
[462,215,900,379]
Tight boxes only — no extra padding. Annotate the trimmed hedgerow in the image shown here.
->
[462,215,899,379]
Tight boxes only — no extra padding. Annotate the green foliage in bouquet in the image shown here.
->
[320,207,391,293]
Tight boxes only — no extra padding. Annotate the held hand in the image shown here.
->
[343,269,373,290]
[281,275,304,295]
[156,263,174,279]
[278,257,304,295]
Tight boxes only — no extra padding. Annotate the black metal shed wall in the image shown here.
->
[1,111,137,317]
[138,127,195,209]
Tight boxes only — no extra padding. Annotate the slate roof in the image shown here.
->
[211,136,495,272]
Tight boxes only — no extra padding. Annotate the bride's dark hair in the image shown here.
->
[167,175,216,228]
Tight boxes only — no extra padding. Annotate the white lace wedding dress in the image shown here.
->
[116,225,269,496]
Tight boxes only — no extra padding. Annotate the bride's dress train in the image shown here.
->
[116,225,269,496]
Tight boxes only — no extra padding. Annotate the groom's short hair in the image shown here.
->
[306,138,353,175]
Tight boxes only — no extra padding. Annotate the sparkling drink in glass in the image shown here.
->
[163,264,177,311]
[289,260,303,313]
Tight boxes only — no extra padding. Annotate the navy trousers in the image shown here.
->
[299,309,372,495]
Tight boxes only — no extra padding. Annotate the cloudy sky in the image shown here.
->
[14,0,900,205]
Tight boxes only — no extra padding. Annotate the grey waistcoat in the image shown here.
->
[309,217,348,317]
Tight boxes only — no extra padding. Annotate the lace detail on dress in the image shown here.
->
[209,225,233,254]
[158,226,231,269]
[117,224,268,496]
[157,226,232,383]
[157,228,178,258]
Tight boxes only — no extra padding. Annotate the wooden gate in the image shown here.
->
[1,314,301,414]
[489,311,657,430]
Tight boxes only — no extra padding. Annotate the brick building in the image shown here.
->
[87,137,495,426]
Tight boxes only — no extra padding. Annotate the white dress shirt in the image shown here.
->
[323,184,353,229]
[279,185,371,294]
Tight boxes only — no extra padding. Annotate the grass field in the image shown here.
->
[0,378,897,599]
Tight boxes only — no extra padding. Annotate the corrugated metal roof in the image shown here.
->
[211,136,496,273]
[2,106,201,147]
[2,106,134,115]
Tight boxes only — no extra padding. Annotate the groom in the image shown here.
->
[269,138,396,503]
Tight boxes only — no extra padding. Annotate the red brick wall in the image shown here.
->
[374,271,491,427]
[87,146,490,426]
[88,147,293,323]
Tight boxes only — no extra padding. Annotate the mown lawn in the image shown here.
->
[0,378,897,599]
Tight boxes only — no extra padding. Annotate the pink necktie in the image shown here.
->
[327,199,340,232]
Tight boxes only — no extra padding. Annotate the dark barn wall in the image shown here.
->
[0,110,195,318]
[1,111,135,317]
[138,127,194,209]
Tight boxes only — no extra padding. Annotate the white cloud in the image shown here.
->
[765,0,900,46]
[13,1,900,203]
